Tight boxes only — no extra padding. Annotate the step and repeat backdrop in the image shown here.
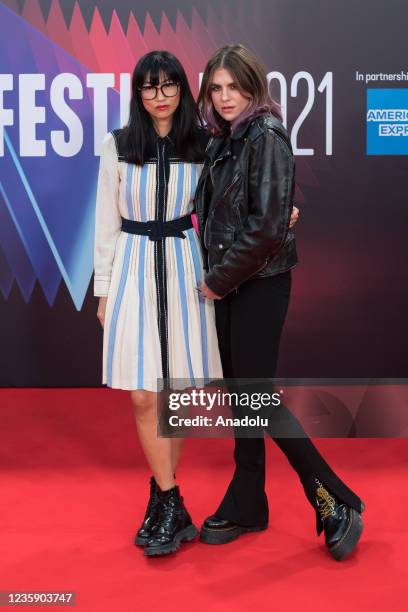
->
[0,0,407,385]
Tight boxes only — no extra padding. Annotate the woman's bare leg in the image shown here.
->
[131,390,175,491]
[170,438,185,476]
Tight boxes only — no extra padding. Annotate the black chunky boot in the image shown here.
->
[134,476,160,546]
[315,478,365,561]
[144,485,199,556]
[200,515,267,544]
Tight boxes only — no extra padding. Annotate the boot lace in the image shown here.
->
[144,480,158,519]
[315,478,337,520]
[157,496,178,533]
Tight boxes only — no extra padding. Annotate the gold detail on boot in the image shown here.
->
[315,478,337,520]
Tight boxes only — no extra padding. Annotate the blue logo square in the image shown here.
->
[366,89,408,155]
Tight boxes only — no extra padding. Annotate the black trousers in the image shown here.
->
[213,272,363,534]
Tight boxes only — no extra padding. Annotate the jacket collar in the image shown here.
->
[206,115,260,161]
[205,135,231,163]
[230,117,254,141]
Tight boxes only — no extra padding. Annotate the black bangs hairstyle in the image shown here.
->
[121,51,204,165]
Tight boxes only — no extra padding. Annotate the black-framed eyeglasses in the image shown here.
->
[139,82,180,100]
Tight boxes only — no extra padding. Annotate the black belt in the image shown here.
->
[121,215,193,241]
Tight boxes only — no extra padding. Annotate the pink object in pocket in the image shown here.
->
[191,213,199,233]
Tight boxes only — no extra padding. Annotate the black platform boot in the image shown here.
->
[134,476,160,546]
[144,485,199,556]
[200,515,267,544]
[315,478,365,561]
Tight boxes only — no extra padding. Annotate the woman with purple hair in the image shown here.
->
[194,44,365,561]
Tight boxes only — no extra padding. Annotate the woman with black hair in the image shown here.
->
[93,51,224,557]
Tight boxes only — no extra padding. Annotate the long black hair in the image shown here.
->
[121,51,204,165]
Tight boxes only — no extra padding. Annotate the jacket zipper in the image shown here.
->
[209,151,231,185]
[221,172,240,198]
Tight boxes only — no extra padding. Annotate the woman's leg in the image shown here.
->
[132,392,197,554]
[170,438,184,475]
[131,390,175,491]
[231,275,363,519]
[212,275,289,526]
[211,273,363,525]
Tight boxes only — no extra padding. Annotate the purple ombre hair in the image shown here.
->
[198,44,282,136]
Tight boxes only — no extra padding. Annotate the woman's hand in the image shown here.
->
[97,297,108,328]
[199,280,222,300]
[199,206,299,300]
[289,205,299,229]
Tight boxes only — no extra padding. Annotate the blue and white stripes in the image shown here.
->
[99,147,222,391]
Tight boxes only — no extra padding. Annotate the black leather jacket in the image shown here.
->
[194,114,298,297]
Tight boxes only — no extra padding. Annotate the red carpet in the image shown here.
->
[1,388,407,611]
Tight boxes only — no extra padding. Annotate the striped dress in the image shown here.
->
[93,130,223,392]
